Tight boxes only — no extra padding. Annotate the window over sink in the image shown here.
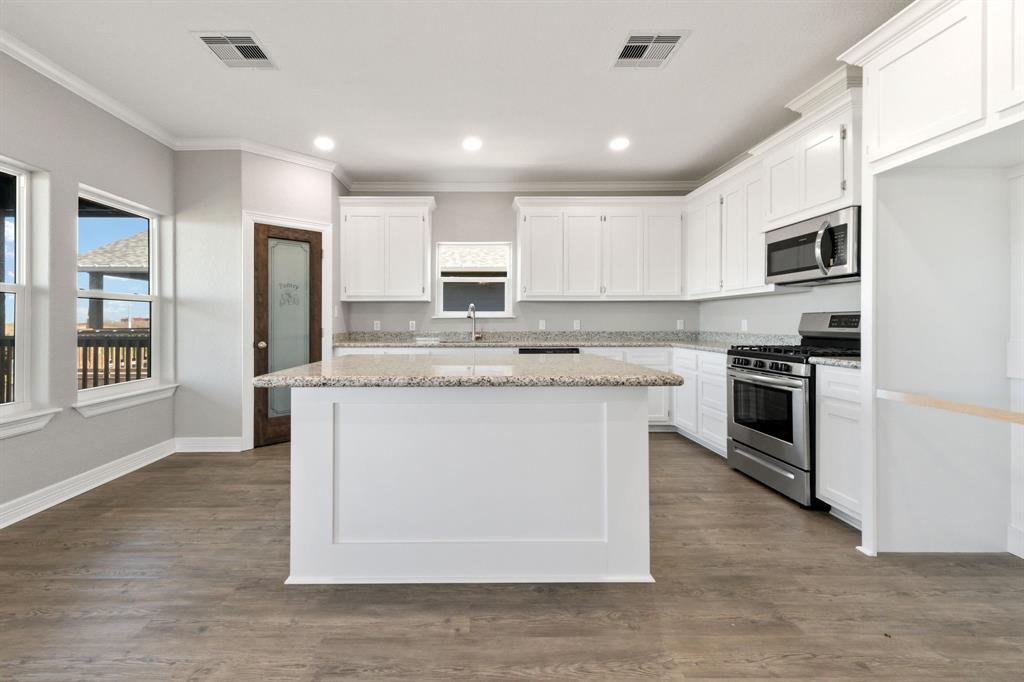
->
[434,242,513,318]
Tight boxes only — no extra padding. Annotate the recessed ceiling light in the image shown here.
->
[462,136,483,152]
[314,136,335,151]
[609,137,630,151]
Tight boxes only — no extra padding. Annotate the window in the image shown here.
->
[435,242,513,318]
[76,191,157,391]
[0,167,26,406]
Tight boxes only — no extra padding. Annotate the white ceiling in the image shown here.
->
[0,0,909,186]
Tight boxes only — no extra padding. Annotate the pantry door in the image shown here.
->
[254,223,322,447]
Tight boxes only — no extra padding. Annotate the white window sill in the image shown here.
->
[0,407,62,440]
[432,313,516,319]
[73,383,178,418]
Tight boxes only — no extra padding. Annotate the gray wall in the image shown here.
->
[344,192,701,332]
[0,54,175,504]
[174,151,336,442]
[698,283,861,334]
[173,151,243,440]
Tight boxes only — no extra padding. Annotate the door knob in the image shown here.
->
[256,341,268,350]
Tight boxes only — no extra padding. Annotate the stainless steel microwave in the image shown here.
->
[765,206,860,285]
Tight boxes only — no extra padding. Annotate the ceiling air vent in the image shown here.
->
[614,31,690,68]
[197,32,275,69]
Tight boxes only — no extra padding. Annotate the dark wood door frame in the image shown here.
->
[254,223,322,447]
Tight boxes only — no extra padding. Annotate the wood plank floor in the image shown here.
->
[1,433,1021,681]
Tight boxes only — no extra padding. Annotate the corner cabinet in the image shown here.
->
[339,197,435,301]
[514,198,685,301]
[671,348,727,455]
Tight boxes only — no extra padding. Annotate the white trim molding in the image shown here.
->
[785,64,863,115]
[73,383,178,418]
[0,407,60,440]
[347,179,699,193]
[174,436,245,453]
[0,438,176,528]
[0,29,177,147]
[839,0,960,66]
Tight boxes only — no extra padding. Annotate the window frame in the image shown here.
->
[433,241,515,319]
[75,185,161,398]
[0,163,30,415]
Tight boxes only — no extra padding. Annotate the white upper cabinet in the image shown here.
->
[340,197,435,301]
[721,166,766,292]
[385,211,428,298]
[643,209,684,297]
[838,0,1024,169]
[685,191,721,296]
[864,0,983,162]
[604,208,644,297]
[519,210,564,297]
[563,209,603,297]
[514,198,684,301]
[988,0,1024,114]
[756,99,858,228]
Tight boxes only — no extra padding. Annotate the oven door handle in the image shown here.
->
[728,369,806,390]
[814,220,831,275]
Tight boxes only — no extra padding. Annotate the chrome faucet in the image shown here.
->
[467,303,482,342]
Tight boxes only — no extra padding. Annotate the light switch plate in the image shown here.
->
[373,320,381,331]
[538,320,546,331]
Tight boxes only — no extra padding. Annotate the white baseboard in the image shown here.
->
[174,437,245,453]
[0,438,176,529]
[829,506,863,530]
[1009,523,1024,558]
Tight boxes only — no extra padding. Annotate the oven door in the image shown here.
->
[765,207,859,284]
[727,368,810,470]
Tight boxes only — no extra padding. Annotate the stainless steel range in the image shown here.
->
[726,312,860,506]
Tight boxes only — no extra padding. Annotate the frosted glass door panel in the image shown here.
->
[268,238,311,418]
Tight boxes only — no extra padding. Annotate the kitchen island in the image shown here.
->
[254,351,682,584]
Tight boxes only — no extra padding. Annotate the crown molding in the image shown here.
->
[785,64,862,116]
[176,137,341,174]
[0,29,178,147]
[345,179,699,194]
[839,0,959,66]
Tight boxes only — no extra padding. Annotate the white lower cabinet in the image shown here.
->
[583,348,671,426]
[815,365,863,527]
[670,348,727,455]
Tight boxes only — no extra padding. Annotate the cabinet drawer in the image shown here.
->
[817,366,862,402]
[626,348,671,368]
[698,352,727,377]
[671,348,698,371]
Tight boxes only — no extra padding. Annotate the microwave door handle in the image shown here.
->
[814,220,831,275]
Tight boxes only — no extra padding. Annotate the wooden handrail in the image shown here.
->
[876,389,1024,426]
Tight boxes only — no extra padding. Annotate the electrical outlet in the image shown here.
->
[408,321,416,332]
[572,319,581,331]
[740,319,748,332]
[676,320,685,331]
[373,320,381,331]
[538,319,546,331]
[333,303,341,318]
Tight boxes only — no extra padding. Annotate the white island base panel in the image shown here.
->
[287,386,652,584]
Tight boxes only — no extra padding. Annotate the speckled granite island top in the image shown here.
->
[254,352,684,388]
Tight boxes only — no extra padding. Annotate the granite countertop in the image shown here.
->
[254,352,685,388]
[809,356,862,369]
[333,331,799,355]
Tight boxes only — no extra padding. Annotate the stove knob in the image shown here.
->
[753,360,766,369]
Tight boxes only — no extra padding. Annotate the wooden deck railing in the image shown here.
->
[77,330,151,389]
